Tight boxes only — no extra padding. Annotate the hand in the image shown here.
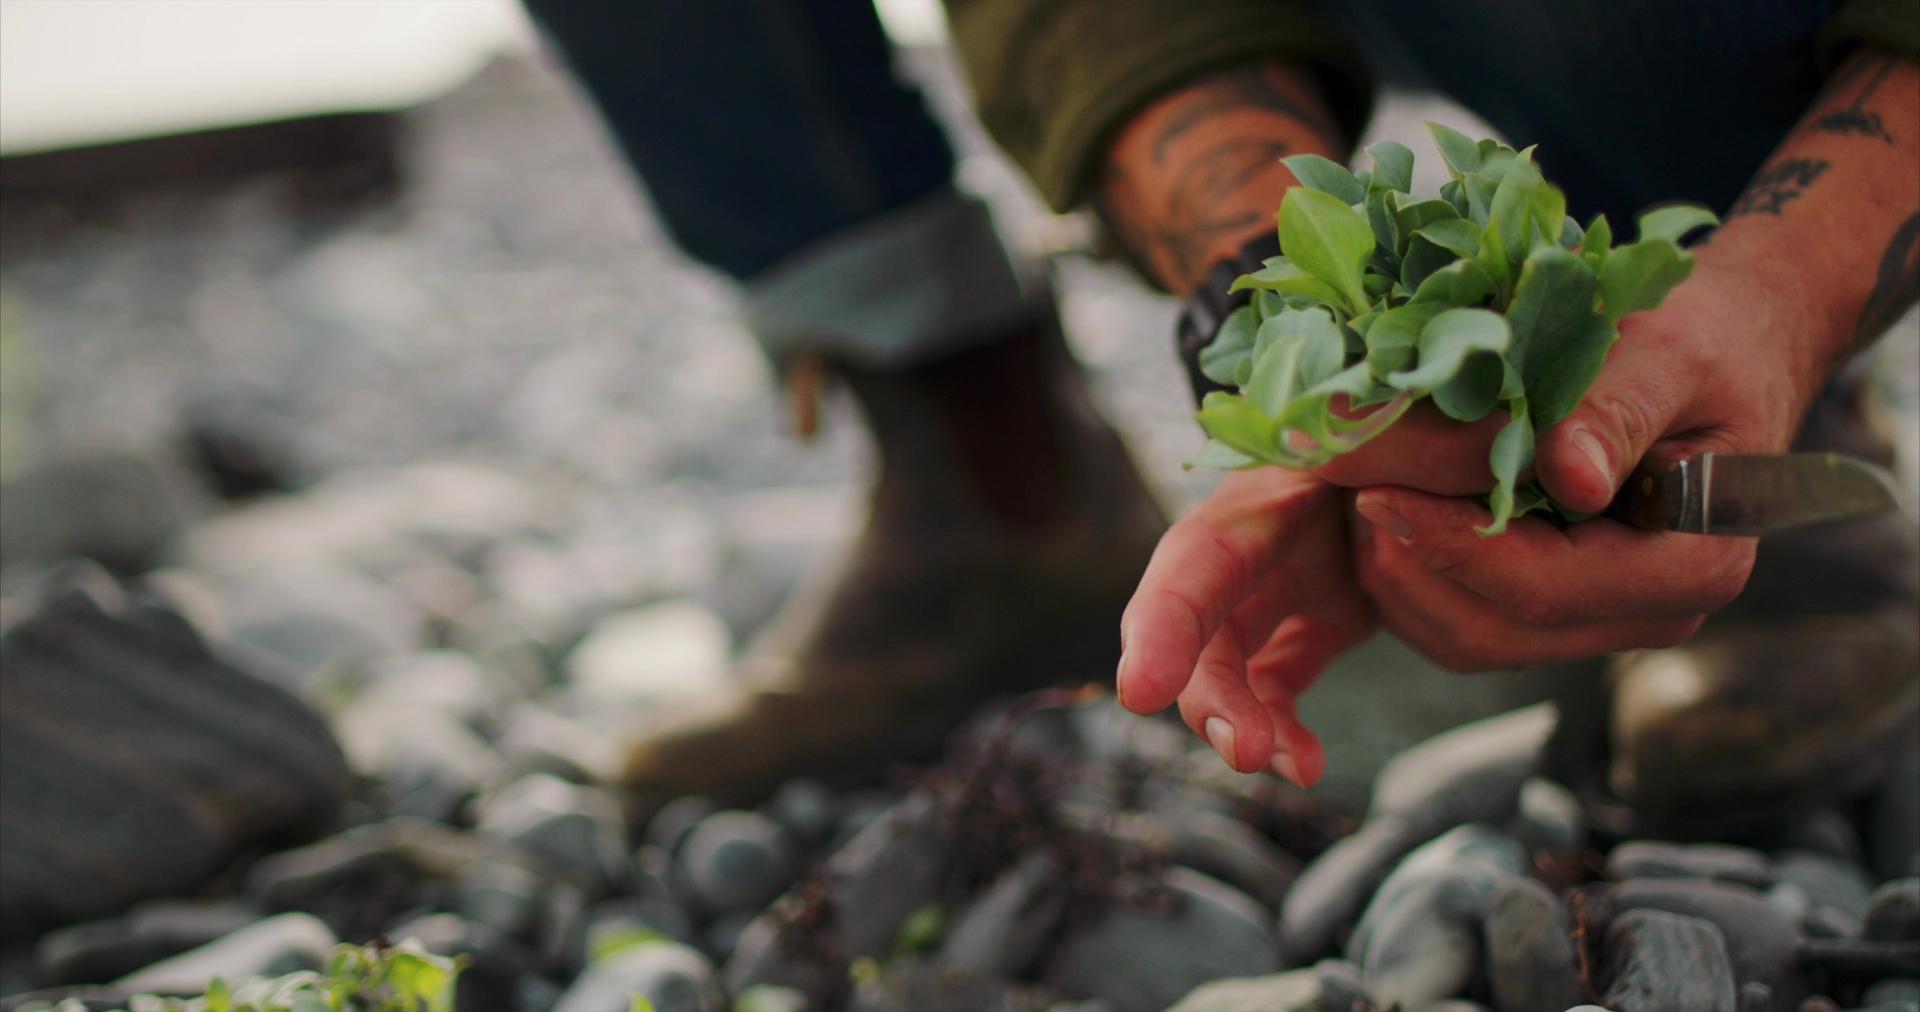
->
[1116,467,1375,785]
[1325,251,1817,671]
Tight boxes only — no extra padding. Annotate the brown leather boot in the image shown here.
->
[619,315,1166,802]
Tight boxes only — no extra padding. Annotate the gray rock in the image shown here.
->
[1163,968,1326,1012]
[1071,701,1190,764]
[722,913,833,996]
[0,449,208,572]
[1737,980,1772,1012]
[702,911,753,963]
[1864,978,1920,1009]
[1766,882,1812,928]
[217,562,427,683]
[0,569,349,941]
[848,956,1053,1012]
[1778,807,1866,866]
[1511,777,1586,853]
[1171,811,1300,911]
[1369,704,1557,836]
[1871,745,1920,881]
[1611,878,1805,1005]
[1607,841,1775,889]
[476,774,631,895]
[1279,816,1422,962]
[113,913,337,995]
[355,650,518,731]
[764,779,838,844]
[585,895,697,952]
[554,941,725,1012]
[1865,878,1920,942]
[1774,850,1874,928]
[1047,868,1279,1012]
[677,811,797,917]
[1428,1003,1491,1012]
[539,882,591,977]
[1347,825,1525,1009]
[733,985,811,1012]
[942,852,1067,979]
[32,900,261,987]
[388,912,532,970]
[563,601,731,705]
[333,702,502,821]
[1312,958,1371,1011]
[1483,876,1585,1012]
[1601,909,1737,1012]
[826,793,951,959]
[645,796,720,857]
[496,704,619,784]
[451,860,545,942]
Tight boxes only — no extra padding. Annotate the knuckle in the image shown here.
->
[1506,588,1570,628]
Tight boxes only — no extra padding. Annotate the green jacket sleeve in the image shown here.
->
[946,0,1373,212]
[1819,0,1920,67]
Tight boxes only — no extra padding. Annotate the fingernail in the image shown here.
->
[1570,427,1614,491]
[1204,717,1236,767]
[1269,752,1303,786]
[1356,495,1412,540]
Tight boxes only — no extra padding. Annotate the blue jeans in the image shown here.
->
[523,0,1037,365]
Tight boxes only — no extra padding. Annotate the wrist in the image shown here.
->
[1689,237,1848,422]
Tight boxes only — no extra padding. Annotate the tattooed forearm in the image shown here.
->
[1853,211,1920,346]
[1120,137,1291,284]
[1727,158,1830,218]
[1150,66,1335,164]
[1809,55,1899,143]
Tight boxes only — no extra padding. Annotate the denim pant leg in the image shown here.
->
[524,0,1038,366]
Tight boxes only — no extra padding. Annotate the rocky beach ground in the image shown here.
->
[1,43,1917,1012]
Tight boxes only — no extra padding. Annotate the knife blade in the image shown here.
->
[1607,452,1904,535]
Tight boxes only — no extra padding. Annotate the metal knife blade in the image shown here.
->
[1607,452,1904,535]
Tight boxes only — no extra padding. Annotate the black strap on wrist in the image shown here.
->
[1174,232,1282,407]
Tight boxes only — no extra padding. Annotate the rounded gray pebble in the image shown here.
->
[678,811,796,917]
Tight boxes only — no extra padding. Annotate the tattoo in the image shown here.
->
[1810,55,1898,143]
[1141,137,1290,283]
[1151,66,1331,164]
[1727,158,1830,218]
[1853,211,1920,346]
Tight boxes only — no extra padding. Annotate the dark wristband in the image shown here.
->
[1174,232,1282,407]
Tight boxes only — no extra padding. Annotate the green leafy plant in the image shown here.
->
[1194,123,1717,533]
[16,940,463,1012]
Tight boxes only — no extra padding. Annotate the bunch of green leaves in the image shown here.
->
[1194,123,1717,533]
[18,941,462,1012]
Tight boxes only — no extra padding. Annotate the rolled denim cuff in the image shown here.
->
[741,188,1040,368]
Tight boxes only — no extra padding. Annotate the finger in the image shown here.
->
[1117,470,1314,714]
[1533,324,1694,513]
[1356,528,1709,671]
[1259,693,1325,787]
[1311,401,1513,495]
[1176,606,1285,773]
[1353,487,1756,625]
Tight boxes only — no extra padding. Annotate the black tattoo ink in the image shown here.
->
[1148,137,1291,283]
[1151,67,1330,164]
[1854,211,1920,346]
[1727,158,1830,218]
[1811,55,1898,143]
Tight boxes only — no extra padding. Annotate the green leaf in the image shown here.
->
[1365,188,1401,275]
[1634,204,1719,245]
[1419,218,1482,259]
[1364,302,1445,378]
[1400,234,1458,293]
[1281,154,1365,204]
[1432,351,1507,422]
[894,903,946,954]
[1479,400,1535,536]
[1527,179,1567,249]
[1428,121,1482,177]
[1393,197,1460,248]
[1366,140,1415,193]
[1186,439,1258,470]
[1557,215,1585,251]
[1581,213,1612,269]
[1230,258,1346,305]
[1199,305,1257,385]
[1408,257,1496,307]
[1196,391,1283,463]
[1388,307,1510,394]
[1278,186,1375,314]
[1597,239,1694,321]
[1526,312,1618,425]
[632,999,659,1012]
[205,980,232,1012]
[1485,148,1541,275]
[1505,246,1598,377]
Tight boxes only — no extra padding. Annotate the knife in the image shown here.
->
[1606,452,1905,536]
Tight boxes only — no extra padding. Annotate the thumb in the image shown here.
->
[1536,349,1689,514]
